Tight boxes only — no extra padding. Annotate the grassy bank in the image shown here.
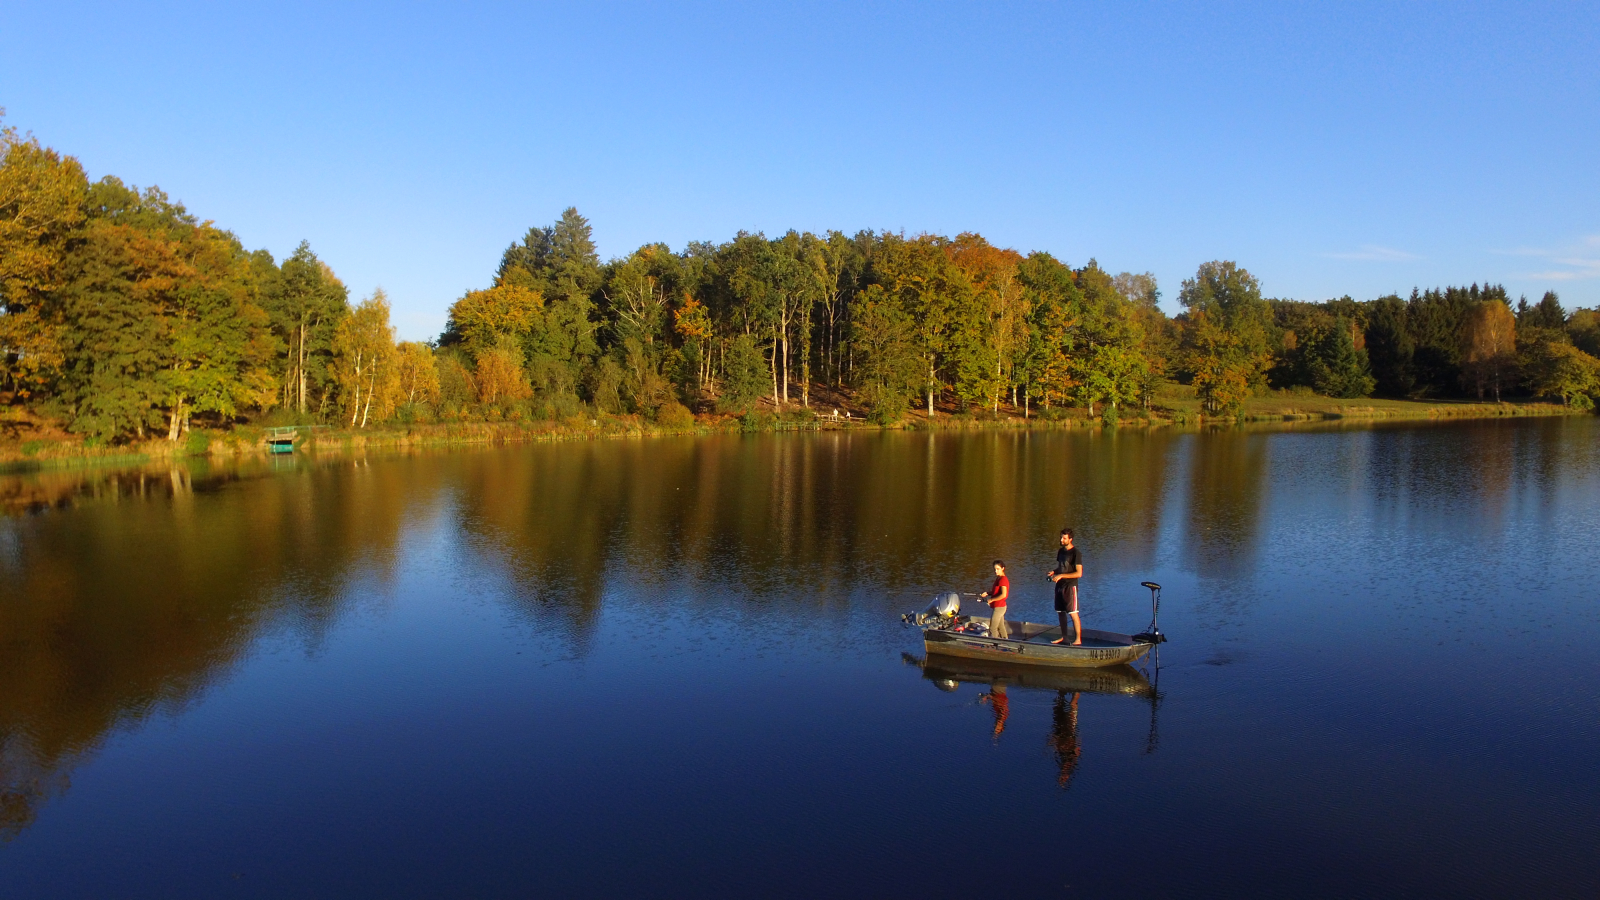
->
[1,389,1590,471]
[1149,383,1589,424]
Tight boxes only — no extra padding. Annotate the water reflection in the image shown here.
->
[1182,428,1270,582]
[0,454,439,839]
[906,654,1157,789]
[0,418,1596,867]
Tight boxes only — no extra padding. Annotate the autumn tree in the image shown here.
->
[474,337,532,407]
[50,179,275,440]
[395,341,440,407]
[331,290,400,427]
[443,283,544,359]
[948,233,1026,413]
[602,244,681,413]
[0,123,86,397]
[674,293,713,400]
[1460,299,1516,401]
[1116,271,1171,408]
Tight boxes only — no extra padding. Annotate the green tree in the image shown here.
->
[496,208,601,398]
[1015,252,1083,414]
[1568,308,1600,358]
[1177,261,1273,414]
[1519,290,1567,330]
[718,332,769,414]
[848,285,922,421]
[1519,327,1599,407]
[1073,343,1149,420]
[1364,294,1415,396]
[263,241,349,415]
[51,180,274,440]
[1306,316,1375,398]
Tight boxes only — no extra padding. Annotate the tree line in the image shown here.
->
[3,124,1598,442]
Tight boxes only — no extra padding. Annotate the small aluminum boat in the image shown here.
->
[923,620,1154,668]
[903,582,1167,670]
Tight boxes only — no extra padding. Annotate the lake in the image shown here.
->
[2,419,1598,898]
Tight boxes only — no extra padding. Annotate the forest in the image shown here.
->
[4,125,1599,444]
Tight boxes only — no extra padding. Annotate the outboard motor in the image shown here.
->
[901,592,961,627]
[1132,581,1168,645]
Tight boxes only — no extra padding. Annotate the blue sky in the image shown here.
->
[3,1,1596,340]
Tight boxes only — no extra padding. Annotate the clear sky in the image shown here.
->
[3,1,1596,340]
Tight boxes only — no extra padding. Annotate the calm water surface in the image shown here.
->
[2,419,1598,898]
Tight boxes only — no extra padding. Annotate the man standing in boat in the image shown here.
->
[1048,529,1083,645]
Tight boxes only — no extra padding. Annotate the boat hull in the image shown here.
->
[914,655,1154,696]
[924,623,1152,669]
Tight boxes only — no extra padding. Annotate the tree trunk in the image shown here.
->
[167,400,184,442]
[298,320,308,413]
[770,329,780,407]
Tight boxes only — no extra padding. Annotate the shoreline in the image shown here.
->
[1,396,1588,474]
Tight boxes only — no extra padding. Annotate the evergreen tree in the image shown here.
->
[1523,291,1567,330]
[1364,295,1414,396]
[1307,317,1375,398]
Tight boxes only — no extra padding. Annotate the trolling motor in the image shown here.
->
[901,592,961,628]
[1131,581,1167,645]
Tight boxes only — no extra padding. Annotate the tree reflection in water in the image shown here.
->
[8,421,1576,848]
[0,453,439,840]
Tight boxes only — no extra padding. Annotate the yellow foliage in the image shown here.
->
[447,284,544,358]
[395,341,440,405]
[331,291,400,426]
[474,342,531,405]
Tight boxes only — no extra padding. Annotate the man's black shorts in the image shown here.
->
[1054,581,1078,612]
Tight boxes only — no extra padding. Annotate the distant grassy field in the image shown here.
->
[1151,382,1584,422]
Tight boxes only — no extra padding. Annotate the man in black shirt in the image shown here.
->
[1047,528,1083,645]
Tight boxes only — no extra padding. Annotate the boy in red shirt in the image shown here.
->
[978,560,1011,640]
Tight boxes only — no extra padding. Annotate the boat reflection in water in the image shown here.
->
[905,653,1160,789]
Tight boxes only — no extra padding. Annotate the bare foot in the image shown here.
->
[1050,638,1067,644]
[1071,641,1082,646]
